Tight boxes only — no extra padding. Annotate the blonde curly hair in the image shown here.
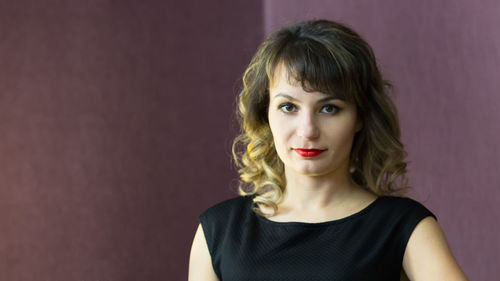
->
[232,19,409,217]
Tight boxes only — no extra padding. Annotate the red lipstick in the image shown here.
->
[293,148,326,157]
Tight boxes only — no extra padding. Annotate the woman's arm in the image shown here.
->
[402,217,469,281]
[188,224,220,281]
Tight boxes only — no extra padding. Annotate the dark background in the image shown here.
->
[1,0,498,280]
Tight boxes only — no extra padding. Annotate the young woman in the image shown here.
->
[188,19,468,281]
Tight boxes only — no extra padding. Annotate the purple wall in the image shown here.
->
[0,1,262,280]
[2,0,497,280]
[264,0,500,280]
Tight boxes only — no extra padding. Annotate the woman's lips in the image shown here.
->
[293,148,326,157]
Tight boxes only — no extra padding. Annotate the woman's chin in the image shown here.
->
[290,165,330,177]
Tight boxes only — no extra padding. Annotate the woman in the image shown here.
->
[189,19,468,281]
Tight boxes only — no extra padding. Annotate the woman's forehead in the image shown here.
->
[269,63,300,89]
[269,63,345,100]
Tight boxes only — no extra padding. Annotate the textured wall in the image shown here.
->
[264,0,500,280]
[3,0,497,280]
[0,0,262,280]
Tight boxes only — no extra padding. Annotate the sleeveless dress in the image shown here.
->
[199,195,436,281]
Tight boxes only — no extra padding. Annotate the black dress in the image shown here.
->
[199,195,436,281]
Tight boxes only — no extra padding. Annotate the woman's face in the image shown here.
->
[267,64,362,178]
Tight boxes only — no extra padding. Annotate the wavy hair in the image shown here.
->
[232,19,409,217]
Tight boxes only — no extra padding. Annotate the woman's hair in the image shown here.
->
[232,19,409,217]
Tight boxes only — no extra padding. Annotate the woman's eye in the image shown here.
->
[278,103,297,113]
[320,104,341,114]
[277,103,341,114]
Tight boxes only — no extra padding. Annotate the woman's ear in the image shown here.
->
[356,120,363,133]
[353,109,363,133]
[355,119,363,132]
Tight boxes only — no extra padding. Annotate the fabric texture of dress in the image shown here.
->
[199,195,436,281]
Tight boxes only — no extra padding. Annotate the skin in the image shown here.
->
[262,63,375,221]
[188,63,469,280]
[188,224,219,281]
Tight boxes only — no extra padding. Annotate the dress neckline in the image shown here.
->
[252,196,384,227]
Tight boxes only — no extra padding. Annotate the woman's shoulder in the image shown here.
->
[378,195,432,208]
[375,195,438,221]
[203,195,252,211]
[199,195,253,222]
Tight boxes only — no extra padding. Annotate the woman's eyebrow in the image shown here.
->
[273,93,340,103]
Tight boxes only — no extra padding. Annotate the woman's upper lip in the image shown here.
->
[294,148,326,151]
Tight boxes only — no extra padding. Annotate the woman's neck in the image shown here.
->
[280,166,365,211]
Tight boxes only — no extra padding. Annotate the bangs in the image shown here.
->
[266,37,357,102]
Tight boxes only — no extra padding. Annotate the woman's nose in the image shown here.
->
[297,113,320,140]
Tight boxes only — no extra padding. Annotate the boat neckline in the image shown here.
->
[252,196,384,227]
